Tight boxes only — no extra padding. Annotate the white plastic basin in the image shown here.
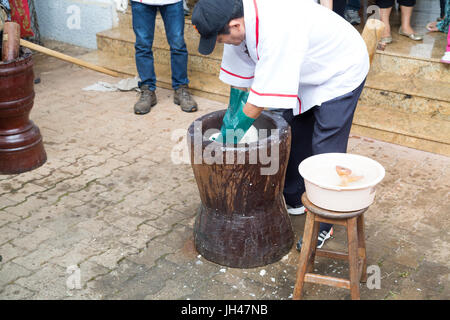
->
[298,153,385,212]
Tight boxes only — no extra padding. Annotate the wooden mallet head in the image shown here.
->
[2,21,21,62]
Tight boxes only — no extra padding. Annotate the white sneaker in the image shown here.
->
[317,227,333,249]
[286,204,306,216]
[441,51,450,64]
[296,227,334,251]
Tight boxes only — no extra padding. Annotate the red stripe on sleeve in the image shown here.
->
[253,0,260,60]
[250,88,297,98]
[220,67,254,79]
[251,89,303,113]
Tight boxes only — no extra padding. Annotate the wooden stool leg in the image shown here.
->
[357,214,368,283]
[307,220,320,273]
[347,217,361,300]
[293,212,316,300]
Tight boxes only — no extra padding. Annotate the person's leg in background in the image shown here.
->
[345,0,361,25]
[440,0,446,19]
[332,0,347,18]
[398,0,422,39]
[159,2,188,90]
[160,1,198,112]
[131,1,158,114]
[310,79,367,248]
[280,108,315,215]
[377,0,394,44]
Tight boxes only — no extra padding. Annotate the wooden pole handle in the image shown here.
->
[19,39,120,77]
[2,22,21,62]
[361,19,385,65]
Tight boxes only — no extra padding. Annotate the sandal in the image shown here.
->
[398,27,423,41]
[426,21,439,32]
[379,36,392,45]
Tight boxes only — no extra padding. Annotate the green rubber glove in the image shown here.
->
[218,87,255,144]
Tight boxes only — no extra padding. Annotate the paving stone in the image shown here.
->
[0,211,21,228]
[5,183,48,204]
[0,198,18,210]
[144,208,189,230]
[3,195,54,218]
[69,182,110,203]
[153,224,194,250]
[0,226,23,246]
[15,263,68,299]
[0,284,35,300]
[11,227,55,251]
[144,279,194,300]
[86,259,149,298]
[88,245,139,270]
[0,261,34,287]
[50,241,105,269]
[11,245,67,271]
[126,240,175,267]
[0,242,30,264]
[118,223,165,249]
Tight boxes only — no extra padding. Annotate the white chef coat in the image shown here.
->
[131,0,181,6]
[219,0,370,115]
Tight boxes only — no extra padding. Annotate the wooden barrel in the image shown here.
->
[0,48,46,174]
[187,110,294,268]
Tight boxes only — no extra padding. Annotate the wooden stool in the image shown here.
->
[293,193,369,300]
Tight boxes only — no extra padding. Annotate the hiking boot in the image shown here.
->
[134,85,157,115]
[174,84,198,112]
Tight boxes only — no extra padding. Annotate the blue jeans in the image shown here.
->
[346,0,361,11]
[131,1,189,90]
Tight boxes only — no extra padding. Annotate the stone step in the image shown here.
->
[362,72,450,121]
[371,50,450,83]
[96,20,223,74]
[99,16,224,60]
[352,104,450,156]
[117,7,132,29]
[97,28,222,76]
[79,50,229,103]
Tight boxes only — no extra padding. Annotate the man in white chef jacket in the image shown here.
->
[131,0,198,114]
[192,0,369,249]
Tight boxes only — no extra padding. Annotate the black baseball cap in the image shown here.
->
[192,0,236,55]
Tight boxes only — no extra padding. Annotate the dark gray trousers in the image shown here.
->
[279,79,366,230]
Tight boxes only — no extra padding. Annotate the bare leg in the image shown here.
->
[400,5,416,34]
[379,7,392,38]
